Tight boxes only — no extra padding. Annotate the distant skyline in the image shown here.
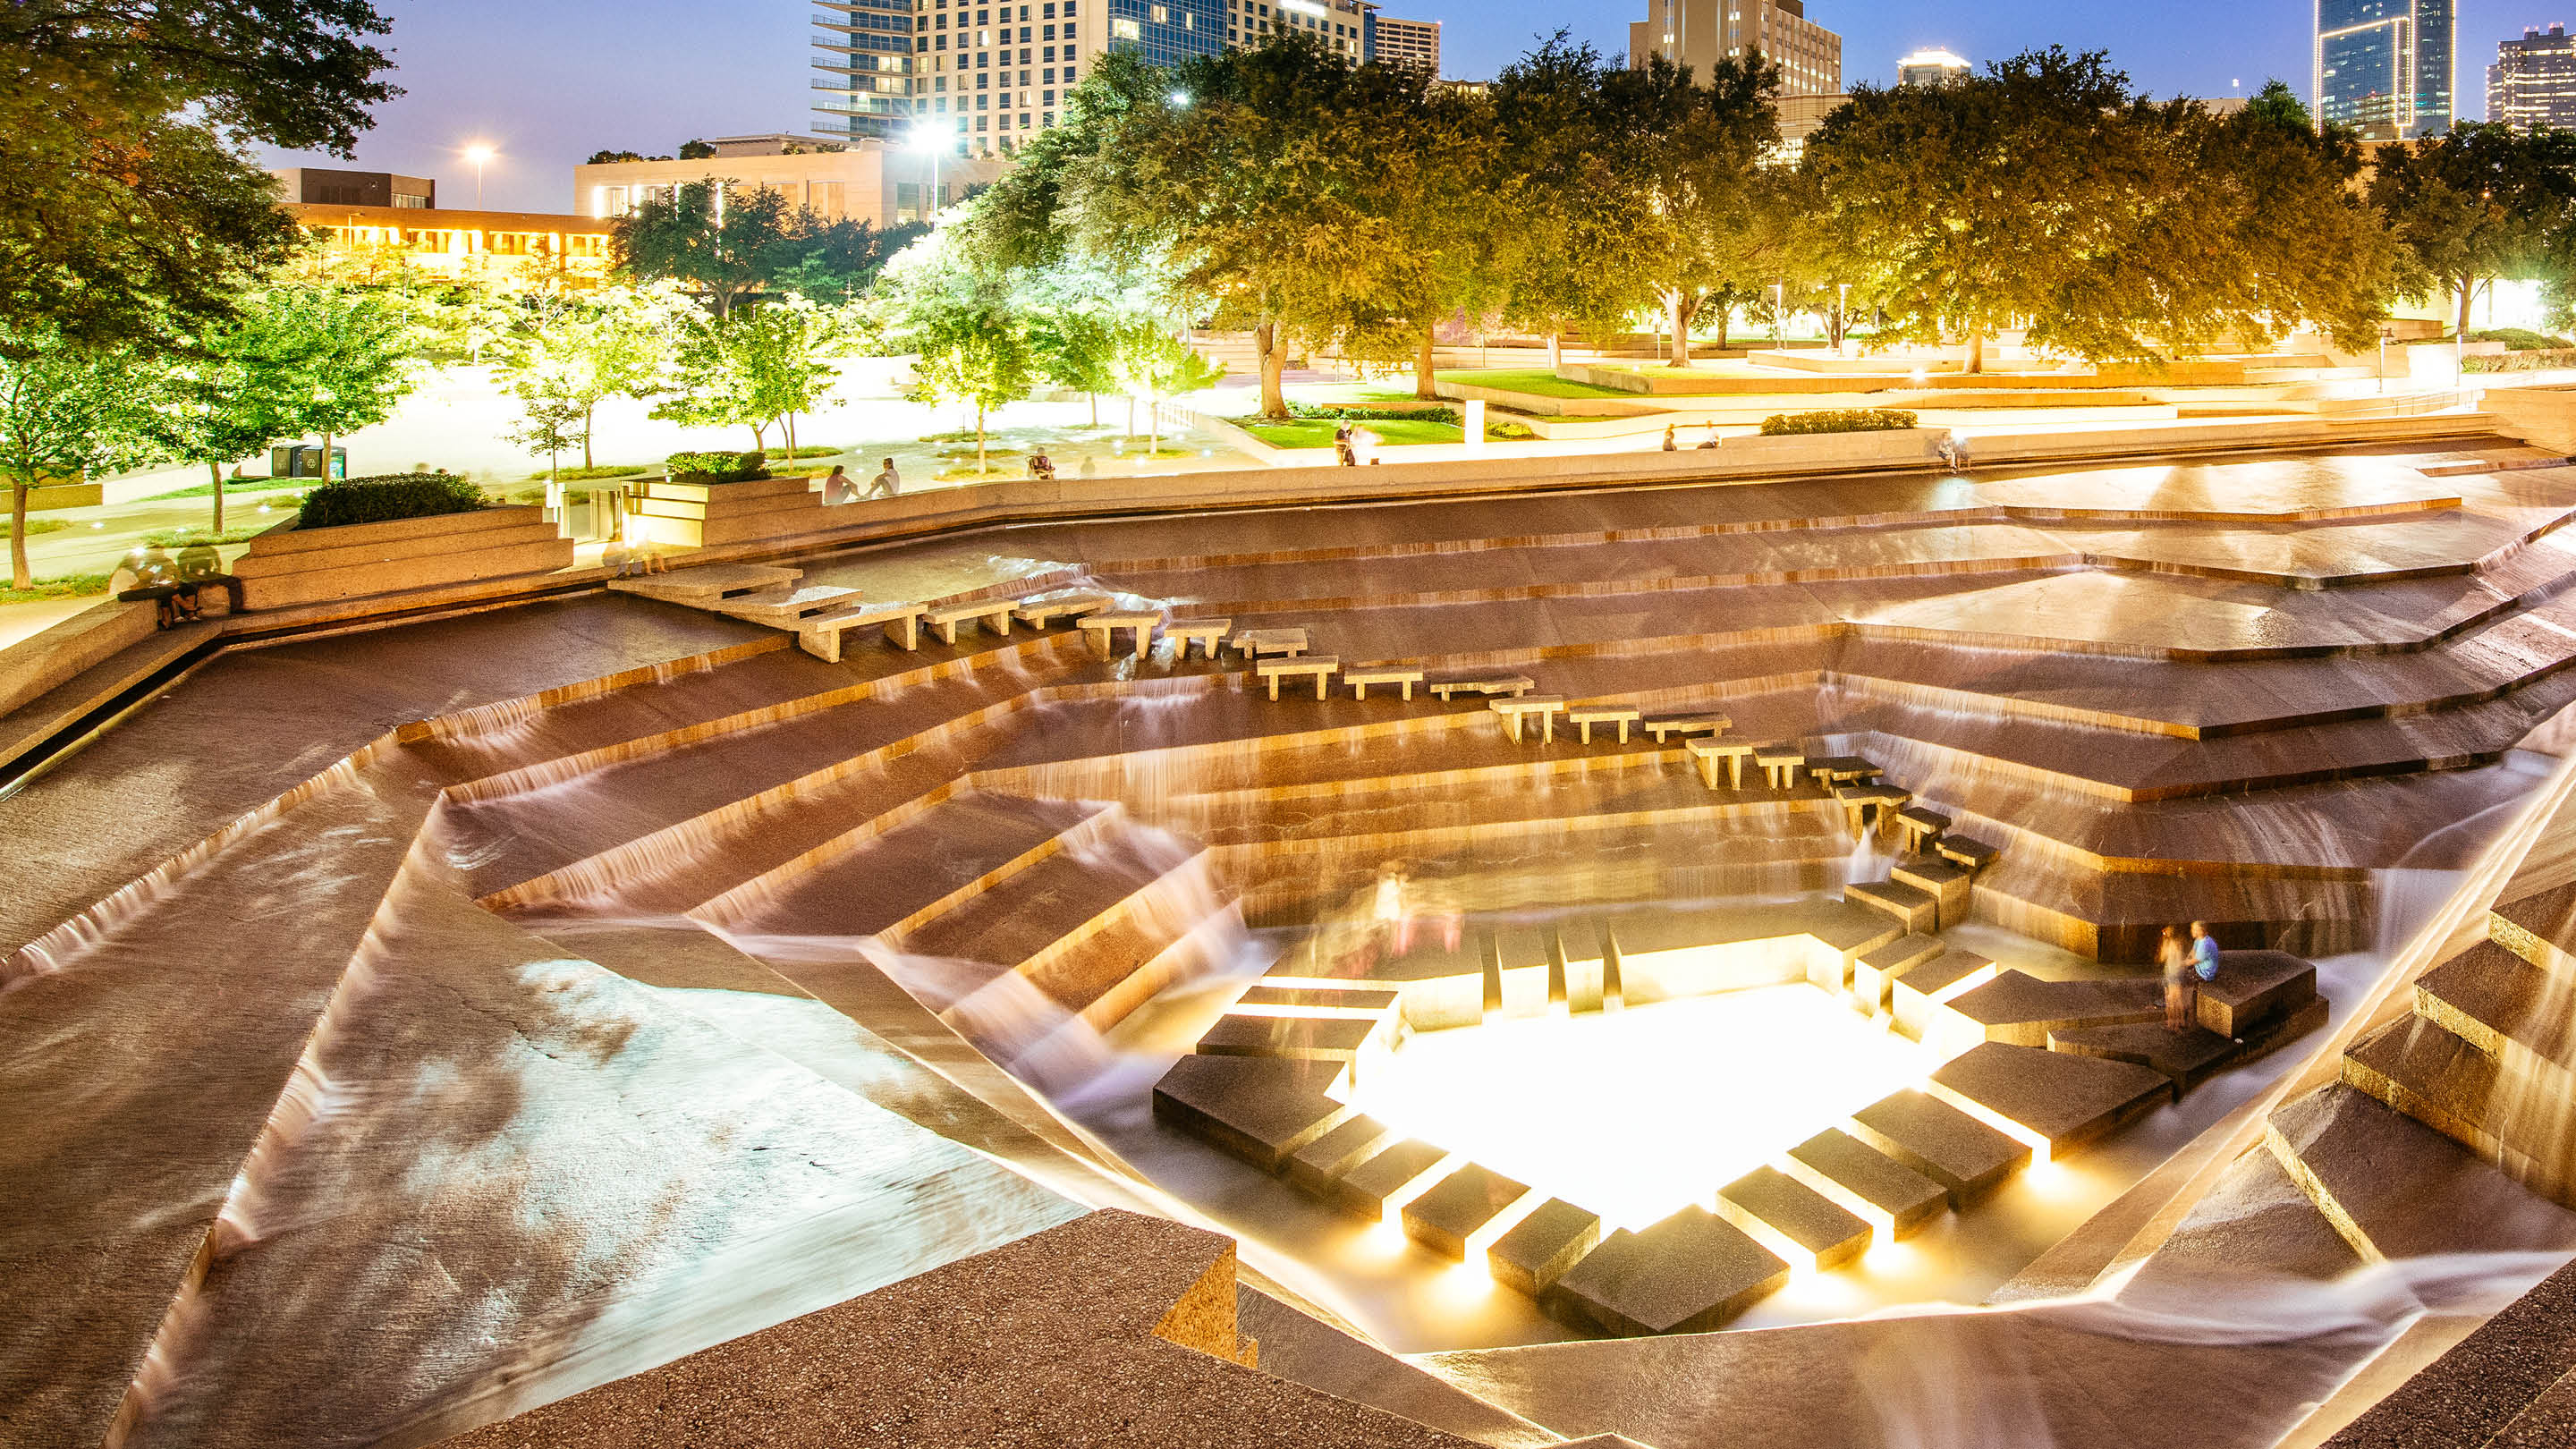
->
[263,0,2551,213]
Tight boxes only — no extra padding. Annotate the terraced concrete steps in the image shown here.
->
[705,794,1109,944]
[1716,1166,1869,1269]
[2418,940,2576,1093]
[1848,1089,2032,1206]
[2266,1083,2576,1262]
[1929,1043,2173,1157]
[1546,1207,1789,1337]
[1782,1129,1949,1237]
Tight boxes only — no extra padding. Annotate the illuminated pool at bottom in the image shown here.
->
[1343,983,1945,1233]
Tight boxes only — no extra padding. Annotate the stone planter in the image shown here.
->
[628,475,831,548]
[231,504,573,610]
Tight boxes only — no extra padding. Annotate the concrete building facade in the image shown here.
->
[2314,0,2454,140]
[573,138,1011,230]
[271,168,434,209]
[1629,0,1841,99]
[1896,47,1970,87]
[283,202,614,287]
[2492,23,2576,131]
[1371,13,1439,74]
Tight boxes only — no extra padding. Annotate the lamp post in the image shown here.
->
[1837,283,1850,357]
[462,143,496,208]
[909,122,946,220]
[1772,281,1784,352]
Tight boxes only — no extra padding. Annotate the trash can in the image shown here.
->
[268,445,348,479]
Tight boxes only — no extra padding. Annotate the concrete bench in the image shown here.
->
[922,597,1018,645]
[1258,655,1341,700]
[709,582,863,627]
[1833,784,1912,839]
[611,562,801,606]
[1428,676,1535,701]
[1809,756,1884,788]
[1640,714,1730,744]
[1568,705,1641,744]
[1165,618,1233,660]
[1936,836,2001,873]
[1752,745,1807,791]
[1013,593,1115,628]
[1894,806,1952,854]
[1080,610,1164,658]
[1343,665,1426,700]
[1232,627,1311,660]
[1491,693,1569,743]
[798,600,925,661]
[1688,737,1758,789]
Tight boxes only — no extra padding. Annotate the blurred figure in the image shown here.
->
[820,464,855,505]
[2159,925,2194,1033]
[1029,451,1057,481]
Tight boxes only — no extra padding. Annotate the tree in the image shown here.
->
[1110,323,1226,449]
[2373,123,2576,343]
[496,284,680,468]
[501,363,591,491]
[911,309,1034,475]
[1,0,398,350]
[1488,38,1664,369]
[145,288,360,533]
[652,298,848,452]
[267,287,422,475]
[1612,52,1784,368]
[613,180,790,318]
[0,331,160,589]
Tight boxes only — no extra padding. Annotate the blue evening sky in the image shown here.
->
[262,0,2555,212]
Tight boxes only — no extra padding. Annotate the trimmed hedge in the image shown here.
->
[665,449,770,483]
[1287,401,1460,425]
[2471,326,2575,352]
[2466,349,2576,373]
[295,472,487,530]
[1758,407,1919,436]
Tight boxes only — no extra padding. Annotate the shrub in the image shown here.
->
[665,449,770,483]
[1759,408,1919,436]
[2465,349,2576,373]
[1287,401,1460,425]
[2471,326,2576,352]
[527,463,650,481]
[295,472,487,530]
[1487,420,1538,440]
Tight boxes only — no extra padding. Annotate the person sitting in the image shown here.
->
[174,540,238,614]
[866,458,902,499]
[820,464,855,505]
[116,545,188,629]
[1662,425,1677,452]
[1029,451,1057,481]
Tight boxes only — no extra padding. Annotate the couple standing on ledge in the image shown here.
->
[2158,921,2223,1033]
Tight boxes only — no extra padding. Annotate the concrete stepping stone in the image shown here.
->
[1717,1165,1870,1269]
[1807,756,1882,786]
[1686,736,1757,788]
[1849,1089,2031,1207]
[1568,704,1640,743]
[1547,1207,1790,1336]
[1150,1055,1351,1173]
[708,582,863,626]
[1231,626,1311,659]
[1831,783,1911,839]
[1640,713,1728,743]
[1930,1041,2173,1157]
[1427,674,1534,700]
[1334,1139,1454,1220]
[1491,693,1569,742]
[921,596,1019,644]
[1196,1012,1385,1063]
[1402,1164,1536,1258]
[1894,805,1951,852]
[1010,592,1114,627]
[1257,654,1341,700]
[1080,610,1163,657]
[1234,983,1402,1014]
[1343,665,1425,699]
[1162,617,1232,659]
[1751,743,1806,788]
[1936,969,2166,1050]
[1844,877,1938,935]
[1891,854,1973,928]
[1889,948,1999,1041]
[2197,949,2319,1038]
[796,600,925,660]
[608,562,800,604]
[2048,1021,2241,1091]
[1934,835,2001,873]
[1487,1198,1602,1297]
[1853,932,1945,1014]
[1783,1129,1949,1238]
[1285,1114,1399,1194]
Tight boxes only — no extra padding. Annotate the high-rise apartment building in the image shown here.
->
[2314,0,2454,140]
[2493,24,2576,131]
[1372,13,1439,74]
[1896,47,1970,87]
[818,0,1377,158]
[1629,0,1842,98]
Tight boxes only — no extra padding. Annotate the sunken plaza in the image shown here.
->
[25,414,2576,1447]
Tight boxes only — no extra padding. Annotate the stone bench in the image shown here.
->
[922,597,1018,645]
[1164,618,1233,660]
[1080,610,1164,658]
[1809,756,1884,788]
[1640,714,1729,744]
[1688,737,1758,789]
[797,600,925,660]
[1568,705,1641,744]
[1343,665,1426,700]
[1013,593,1115,628]
[1753,744,1807,790]
[1894,806,1952,853]
[1832,784,1912,840]
[1936,836,2001,873]
[1492,693,1570,743]
[1231,627,1310,661]
[1428,676,1535,701]
[709,582,863,627]
[1257,655,1340,700]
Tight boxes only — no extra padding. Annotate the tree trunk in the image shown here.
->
[10,482,29,591]
[319,431,335,480]
[1665,292,1692,369]
[1257,319,1286,419]
[976,404,987,473]
[1089,393,1098,427]
[1126,394,1135,437]
[784,411,798,454]
[582,405,596,470]
[1415,327,1437,400]
[209,462,225,534]
[1967,331,1986,375]
[1546,327,1563,372]
[1713,307,1731,351]
[2459,275,2478,343]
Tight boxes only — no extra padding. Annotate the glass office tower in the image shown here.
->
[2315,0,2453,140]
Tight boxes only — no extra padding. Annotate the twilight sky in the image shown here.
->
[261,0,2555,213]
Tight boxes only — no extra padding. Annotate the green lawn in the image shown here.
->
[1241,419,1466,448]
[1440,369,1640,400]
[143,475,316,501]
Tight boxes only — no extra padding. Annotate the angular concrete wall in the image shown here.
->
[231,505,574,610]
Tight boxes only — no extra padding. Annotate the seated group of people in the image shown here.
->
[110,543,233,629]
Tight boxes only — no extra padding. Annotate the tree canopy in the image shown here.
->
[613,181,921,317]
[2372,122,2576,342]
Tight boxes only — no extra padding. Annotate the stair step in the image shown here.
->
[2048,1021,2238,1090]
[708,583,866,626]
[2265,1083,2576,1262]
[1151,1055,1349,1173]
[1935,969,2165,1051]
[2341,1014,2515,1170]
[1546,1207,1789,1336]
[1844,878,1938,935]
[1781,1128,1948,1238]
[1847,1089,2030,1207]
[1929,1042,2172,1158]
[715,795,1107,943]
[2492,880,2576,979]
[1401,1163,1537,1258]
[1888,949,1999,1043]
[1716,1165,1870,1269]
[608,563,801,604]
[2419,940,2576,1085]
[1852,932,1944,1014]
[1890,856,1972,928]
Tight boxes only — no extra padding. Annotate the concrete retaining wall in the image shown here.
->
[231,504,574,610]
[2482,386,2576,454]
[0,600,158,719]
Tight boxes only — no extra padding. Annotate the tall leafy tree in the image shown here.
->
[652,298,848,452]
[268,286,421,473]
[146,287,365,532]
[1612,52,1784,368]
[614,182,920,316]
[2372,122,2576,343]
[1488,38,1661,369]
[1,0,399,350]
[496,284,682,468]
[0,331,161,588]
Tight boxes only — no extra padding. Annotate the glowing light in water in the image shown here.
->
[1347,984,1940,1232]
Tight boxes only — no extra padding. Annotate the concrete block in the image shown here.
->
[1401,1164,1534,1258]
[1333,1139,1452,1220]
[1850,1089,2030,1207]
[1486,1199,1601,1295]
[1283,1114,1398,1195]
[1891,856,1974,928]
[2047,1022,2238,1092]
[1783,1129,1948,1238]
[1547,1207,1789,1336]
[1717,1165,1870,1269]
[1889,949,1999,1042]
[2196,949,2318,1038]
[1845,878,1938,935]
[1853,933,1944,1014]
[1930,1042,2172,1156]
[1938,970,2165,1049]
[1149,1055,1350,1173]
[1196,1013,1384,1063]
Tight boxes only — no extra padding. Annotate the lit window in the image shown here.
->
[1111,14,1138,36]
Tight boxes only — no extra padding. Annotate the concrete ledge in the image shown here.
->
[0,599,159,719]
[1929,1042,2173,1155]
[233,504,575,610]
[1150,1055,1350,1173]
[1546,1207,1789,1336]
[1486,1199,1601,1296]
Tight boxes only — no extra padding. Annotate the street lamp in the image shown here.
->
[462,143,496,208]
[1772,281,1784,351]
[909,122,947,220]
[1836,283,1850,357]
[1168,89,1193,107]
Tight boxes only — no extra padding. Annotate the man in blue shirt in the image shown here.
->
[2190,920,2222,982]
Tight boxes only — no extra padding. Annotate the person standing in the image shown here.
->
[866,458,901,499]
[1334,423,1357,467]
[1662,425,1677,452]
[2158,926,2194,1033]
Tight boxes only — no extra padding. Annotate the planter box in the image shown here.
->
[232,504,572,610]
[629,475,830,548]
